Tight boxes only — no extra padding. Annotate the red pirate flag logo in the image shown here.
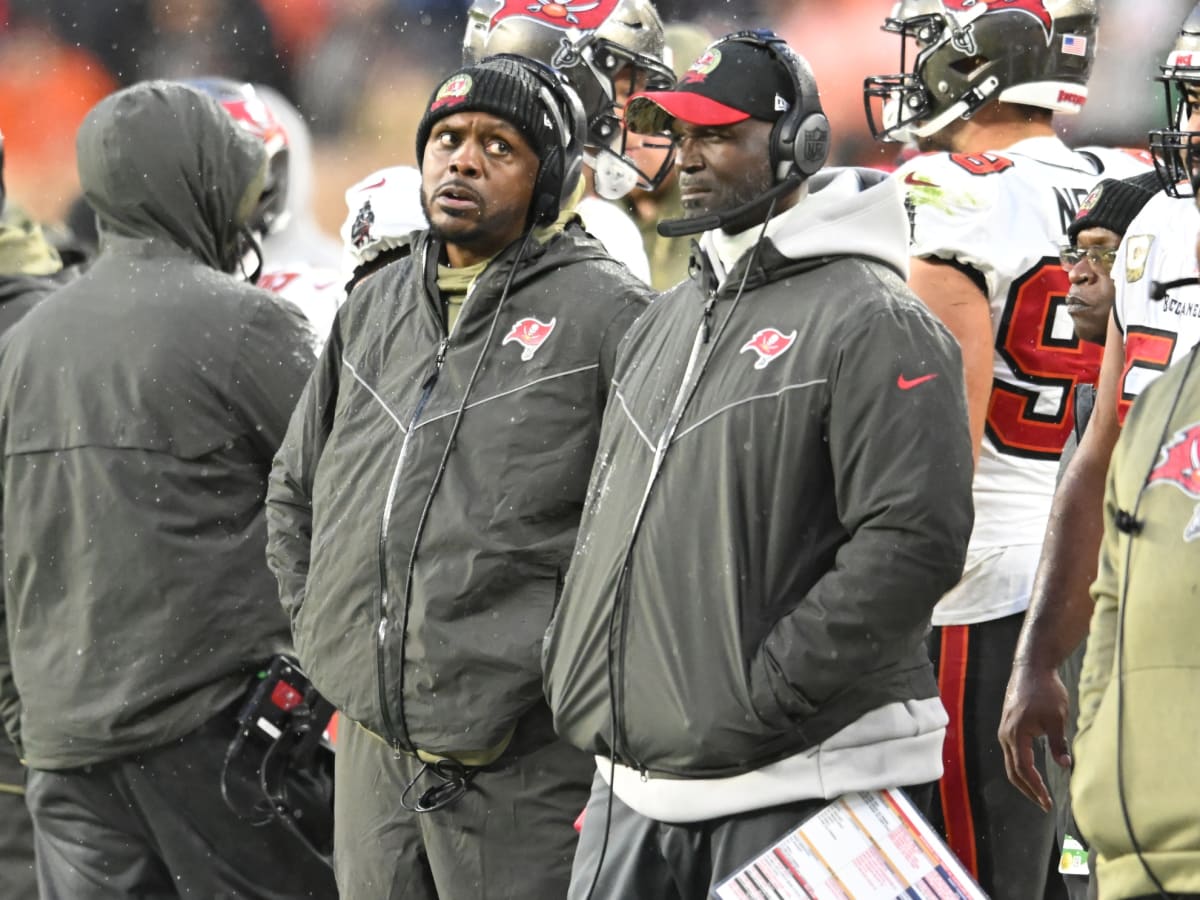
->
[223,97,288,151]
[943,0,1053,39]
[431,74,473,113]
[503,316,557,361]
[681,49,721,85]
[1147,422,1200,542]
[739,328,797,370]
[490,0,620,32]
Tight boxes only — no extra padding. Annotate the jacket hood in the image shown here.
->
[701,167,911,284]
[76,81,266,272]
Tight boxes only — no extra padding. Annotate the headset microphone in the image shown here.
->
[1151,276,1200,300]
[656,173,803,237]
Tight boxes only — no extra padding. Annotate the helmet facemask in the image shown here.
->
[462,0,675,199]
[864,13,948,143]
[555,34,676,198]
[1150,57,1200,198]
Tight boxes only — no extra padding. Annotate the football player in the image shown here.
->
[1000,7,1200,895]
[864,2,1151,897]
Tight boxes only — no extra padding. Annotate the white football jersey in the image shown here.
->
[896,136,1151,624]
[1112,190,1200,422]
[258,264,344,352]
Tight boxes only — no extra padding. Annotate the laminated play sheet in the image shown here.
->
[713,789,988,900]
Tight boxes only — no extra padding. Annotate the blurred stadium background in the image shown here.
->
[1,0,1191,235]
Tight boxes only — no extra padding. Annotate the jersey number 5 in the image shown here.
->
[1119,327,1178,425]
[986,259,1103,459]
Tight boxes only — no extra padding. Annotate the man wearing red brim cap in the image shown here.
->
[544,30,975,900]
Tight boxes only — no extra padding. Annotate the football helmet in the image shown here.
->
[463,0,676,198]
[864,0,1098,143]
[185,77,290,235]
[1149,3,1200,198]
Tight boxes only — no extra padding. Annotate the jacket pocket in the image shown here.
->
[748,643,817,732]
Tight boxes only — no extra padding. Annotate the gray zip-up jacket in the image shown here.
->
[266,225,649,759]
[0,82,315,769]
[544,169,975,779]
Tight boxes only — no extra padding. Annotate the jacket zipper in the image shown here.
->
[612,304,712,772]
[375,336,448,755]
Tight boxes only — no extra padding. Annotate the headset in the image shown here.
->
[723,30,831,183]
[484,54,587,225]
[657,31,831,237]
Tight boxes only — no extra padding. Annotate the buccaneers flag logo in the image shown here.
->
[1147,423,1200,542]
[943,0,1053,38]
[739,328,797,370]
[490,0,620,31]
[1148,424,1200,498]
[503,317,557,361]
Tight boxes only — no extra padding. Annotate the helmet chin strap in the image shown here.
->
[237,225,264,285]
[912,75,1001,139]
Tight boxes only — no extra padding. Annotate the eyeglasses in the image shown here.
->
[1058,244,1119,273]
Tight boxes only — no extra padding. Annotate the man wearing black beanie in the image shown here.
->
[267,55,652,900]
[1037,168,1159,900]
[1063,171,1161,345]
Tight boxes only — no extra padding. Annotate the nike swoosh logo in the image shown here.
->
[897,373,938,390]
[359,176,387,191]
[903,172,938,188]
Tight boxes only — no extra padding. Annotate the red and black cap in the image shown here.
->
[624,36,795,134]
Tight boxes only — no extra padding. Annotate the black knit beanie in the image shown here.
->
[1067,170,1160,241]
[415,57,559,169]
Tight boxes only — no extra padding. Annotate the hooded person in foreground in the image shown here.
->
[540,31,976,898]
[0,81,334,899]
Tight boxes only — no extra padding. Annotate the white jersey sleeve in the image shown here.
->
[258,264,344,351]
[1112,191,1200,422]
[575,195,651,285]
[896,137,1150,624]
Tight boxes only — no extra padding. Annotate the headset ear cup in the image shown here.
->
[771,111,830,182]
[744,34,828,183]
[793,112,830,178]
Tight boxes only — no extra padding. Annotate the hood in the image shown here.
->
[257,84,343,270]
[700,167,911,286]
[76,81,266,272]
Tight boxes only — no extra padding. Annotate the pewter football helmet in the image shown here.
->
[864,0,1098,143]
[1149,3,1200,197]
[463,0,675,198]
